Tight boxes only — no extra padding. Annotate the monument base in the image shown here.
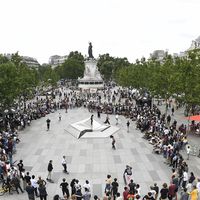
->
[78,58,104,90]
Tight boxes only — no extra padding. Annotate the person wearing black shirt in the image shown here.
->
[38,183,47,200]
[60,178,69,198]
[46,118,51,131]
[17,160,24,176]
[25,172,31,184]
[128,180,136,193]
[70,179,76,195]
[12,175,24,194]
[26,182,35,200]
[152,183,159,200]
[143,192,155,200]
[46,160,53,181]
[160,183,169,200]
[127,120,130,132]
[111,178,119,200]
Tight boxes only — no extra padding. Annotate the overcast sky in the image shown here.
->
[0,0,200,64]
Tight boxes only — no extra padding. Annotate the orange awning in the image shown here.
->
[185,115,200,121]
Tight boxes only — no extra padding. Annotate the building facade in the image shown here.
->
[3,53,40,69]
[49,55,68,68]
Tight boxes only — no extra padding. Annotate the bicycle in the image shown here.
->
[0,182,16,196]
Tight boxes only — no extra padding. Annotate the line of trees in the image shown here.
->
[0,51,85,111]
[116,49,200,111]
[1,49,200,112]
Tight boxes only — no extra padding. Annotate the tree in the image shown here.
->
[38,64,58,86]
[61,58,84,80]
[97,54,130,82]
[55,51,85,80]
[0,62,19,109]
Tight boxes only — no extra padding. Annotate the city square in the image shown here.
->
[1,90,200,200]
[1,0,200,200]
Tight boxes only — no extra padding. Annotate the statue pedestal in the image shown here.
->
[78,58,104,91]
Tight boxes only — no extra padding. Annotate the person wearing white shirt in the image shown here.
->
[62,156,69,174]
[115,114,119,125]
[149,186,157,199]
[186,145,191,160]
[182,171,188,189]
[116,192,123,200]
[31,175,39,197]
[196,178,200,193]
[83,180,91,192]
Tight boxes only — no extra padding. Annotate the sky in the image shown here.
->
[0,0,200,64]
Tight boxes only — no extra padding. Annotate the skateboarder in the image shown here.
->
[90,115,94,126]
[46,118,51,131]
[62,156,69,174]
[123,165,132,185]
[110,135,116,150]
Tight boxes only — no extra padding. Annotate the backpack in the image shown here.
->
[126,167,132,175]
[127,194,134,200]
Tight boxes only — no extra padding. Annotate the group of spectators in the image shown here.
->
[0,86,200,200]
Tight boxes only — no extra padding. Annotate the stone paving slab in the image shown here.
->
[3,106,199,200]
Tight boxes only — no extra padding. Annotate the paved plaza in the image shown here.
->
[3,105,200,200]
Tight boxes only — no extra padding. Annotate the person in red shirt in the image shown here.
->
[123,187,129,200]
[168,182,177,200]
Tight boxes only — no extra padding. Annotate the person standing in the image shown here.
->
[60,178,70,198]
[25,172,31,184]
[17,159,24,177]
[115,114,119,125]
[171,106,175,116]
[189,185,198,200]
[124,165,132,185]
[127,120,130,132]
[62,156,69,174]
[111,178,119,200]
[11,174,24,194]
[180,188,189,200]
[186,145,191,160]
[82,188,91,200]
[31,175,39,197]
[152,183,159,200]
[83,180,91,192]
[105,174,112,193]
[37,176,47,186]
[110,135,116,150]
[46,160,53,181]
[97,107,101,118]
[160,183,169,200]
[182,170,188,189]
[46,118,51,131]
[90,115,94,126]
[26,182,35,200]
[168,181,177,200]
[38,183,48,200]
[104,114,110,125]
[123,187,129,200]
[59,113,62,121]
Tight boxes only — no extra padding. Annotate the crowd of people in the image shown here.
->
[0,86,199,200]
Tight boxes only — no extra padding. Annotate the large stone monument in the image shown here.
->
[78,43,104,91]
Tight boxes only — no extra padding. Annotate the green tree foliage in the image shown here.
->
[116,49,200,108]
[97,54,130,81]
[0,62,19,109]
[38,64,58,86]
[55,51,84,80]
[0,53,40,109]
